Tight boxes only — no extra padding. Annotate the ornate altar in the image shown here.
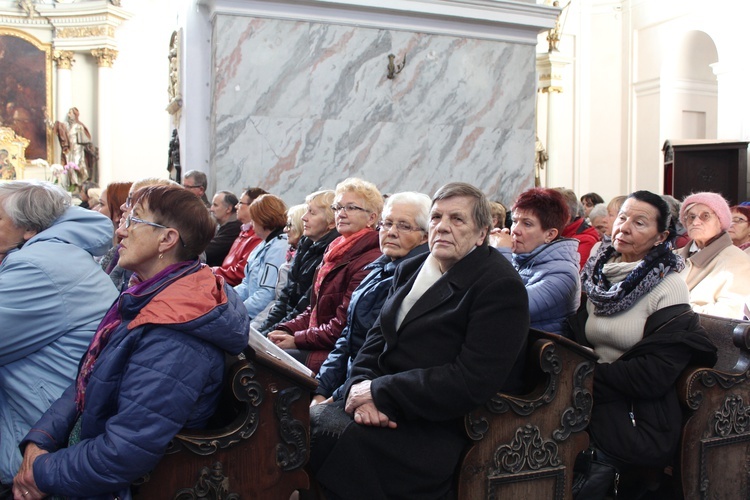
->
[0,127,30,180]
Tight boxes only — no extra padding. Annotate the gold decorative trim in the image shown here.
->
[539,86,564,94]
[52,50,75,69]
[56,26,115,39]
[91,48,118,67]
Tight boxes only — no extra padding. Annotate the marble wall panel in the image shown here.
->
[212,15,537,206]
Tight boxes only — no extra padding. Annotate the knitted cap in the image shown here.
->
[680,192,731,231]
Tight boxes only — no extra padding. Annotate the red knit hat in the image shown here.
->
[680,192,732,231]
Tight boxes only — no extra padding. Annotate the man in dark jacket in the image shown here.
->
[205,190,241,266]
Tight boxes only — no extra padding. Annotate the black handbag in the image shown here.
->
[572,447,620,499]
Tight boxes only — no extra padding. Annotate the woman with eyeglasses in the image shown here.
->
[233,194,289,319]
[312,191,430,404]
[268,178,382,374]
[675,192,750,319]
[13,185,249,499]
[729,205,750,254]
[491,187,581,335]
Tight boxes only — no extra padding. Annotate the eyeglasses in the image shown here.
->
[125,214,169,230]
[236,201,252,206]
[683,212,714,225]
[731,217,749,225]
[331,204,369,214]
[124,214,187,247]
[379,220,423,233]
[124,195,132,209]
[183,184,203,190]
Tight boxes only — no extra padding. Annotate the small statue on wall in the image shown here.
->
[52,107,98,186]
[167,128,181,182]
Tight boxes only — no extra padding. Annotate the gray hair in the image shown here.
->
[432,182,492,244]
[183,170,207,188]
[0,180,71,233]
[384,191,431,232]
[217,190,239,213]
[588,203,608,221]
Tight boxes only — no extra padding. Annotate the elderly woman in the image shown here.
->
[492,187,580,335]
[233,194,289,319]
[258,190,339,334]
[308,182,529,499]
[250,203,307,330]
[676,192,750,319]
[0,182,118,489]
[268,178,382,373]
[569,191,717,498]
[312,192,430,404]
[729,204,750,254]
[13,185,249,499]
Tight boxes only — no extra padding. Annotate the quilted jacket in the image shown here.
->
[21,262,249,499]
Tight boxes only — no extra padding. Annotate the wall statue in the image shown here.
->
[52,107,98,185]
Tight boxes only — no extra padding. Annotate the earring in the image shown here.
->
[159,253,164,260]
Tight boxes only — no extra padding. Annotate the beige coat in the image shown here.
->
[677,232,750,319]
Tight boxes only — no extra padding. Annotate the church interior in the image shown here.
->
[0,0,748,208]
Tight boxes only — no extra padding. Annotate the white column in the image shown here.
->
[53,51,74,123]
[536,52,573,187]
[91,48,118,185]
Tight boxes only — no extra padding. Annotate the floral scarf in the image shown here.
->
[309,228,373,326]
[581,241,685,316]
[74,260,195,413]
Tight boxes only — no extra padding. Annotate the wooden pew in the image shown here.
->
[133,346,318,500]
[675,313,750,499]
[457,329,598,499]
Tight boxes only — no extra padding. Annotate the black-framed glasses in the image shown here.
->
[379,220,422,233]
[331,204,369,214]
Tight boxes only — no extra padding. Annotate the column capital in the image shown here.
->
[91,48,118,68]
[52,50,75,70]
[536,52,573,93]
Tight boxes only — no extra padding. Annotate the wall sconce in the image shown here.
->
[387,54,406,79]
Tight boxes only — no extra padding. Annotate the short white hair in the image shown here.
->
[588,203,608,221]
[384,192,432,232]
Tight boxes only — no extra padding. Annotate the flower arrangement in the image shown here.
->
[49,162,80,191]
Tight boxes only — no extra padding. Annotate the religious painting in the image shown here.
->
[0,29,53,162]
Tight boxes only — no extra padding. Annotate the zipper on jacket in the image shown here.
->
[629,402,637,427]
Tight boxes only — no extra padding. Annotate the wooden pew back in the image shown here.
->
[675,314,750,499]
[457,329,598,499]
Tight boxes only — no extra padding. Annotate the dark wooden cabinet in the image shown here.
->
[663,140,748,205]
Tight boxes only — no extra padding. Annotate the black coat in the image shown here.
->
[315,246,530,499]
[257,230,338,333]
[204,219,242,267]
[570,303,717,467]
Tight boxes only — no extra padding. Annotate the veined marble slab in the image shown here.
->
[212,15,536,207]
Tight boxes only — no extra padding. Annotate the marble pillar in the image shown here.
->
[211,16,540,206]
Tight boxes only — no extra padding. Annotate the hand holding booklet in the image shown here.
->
[246,326,314,379]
